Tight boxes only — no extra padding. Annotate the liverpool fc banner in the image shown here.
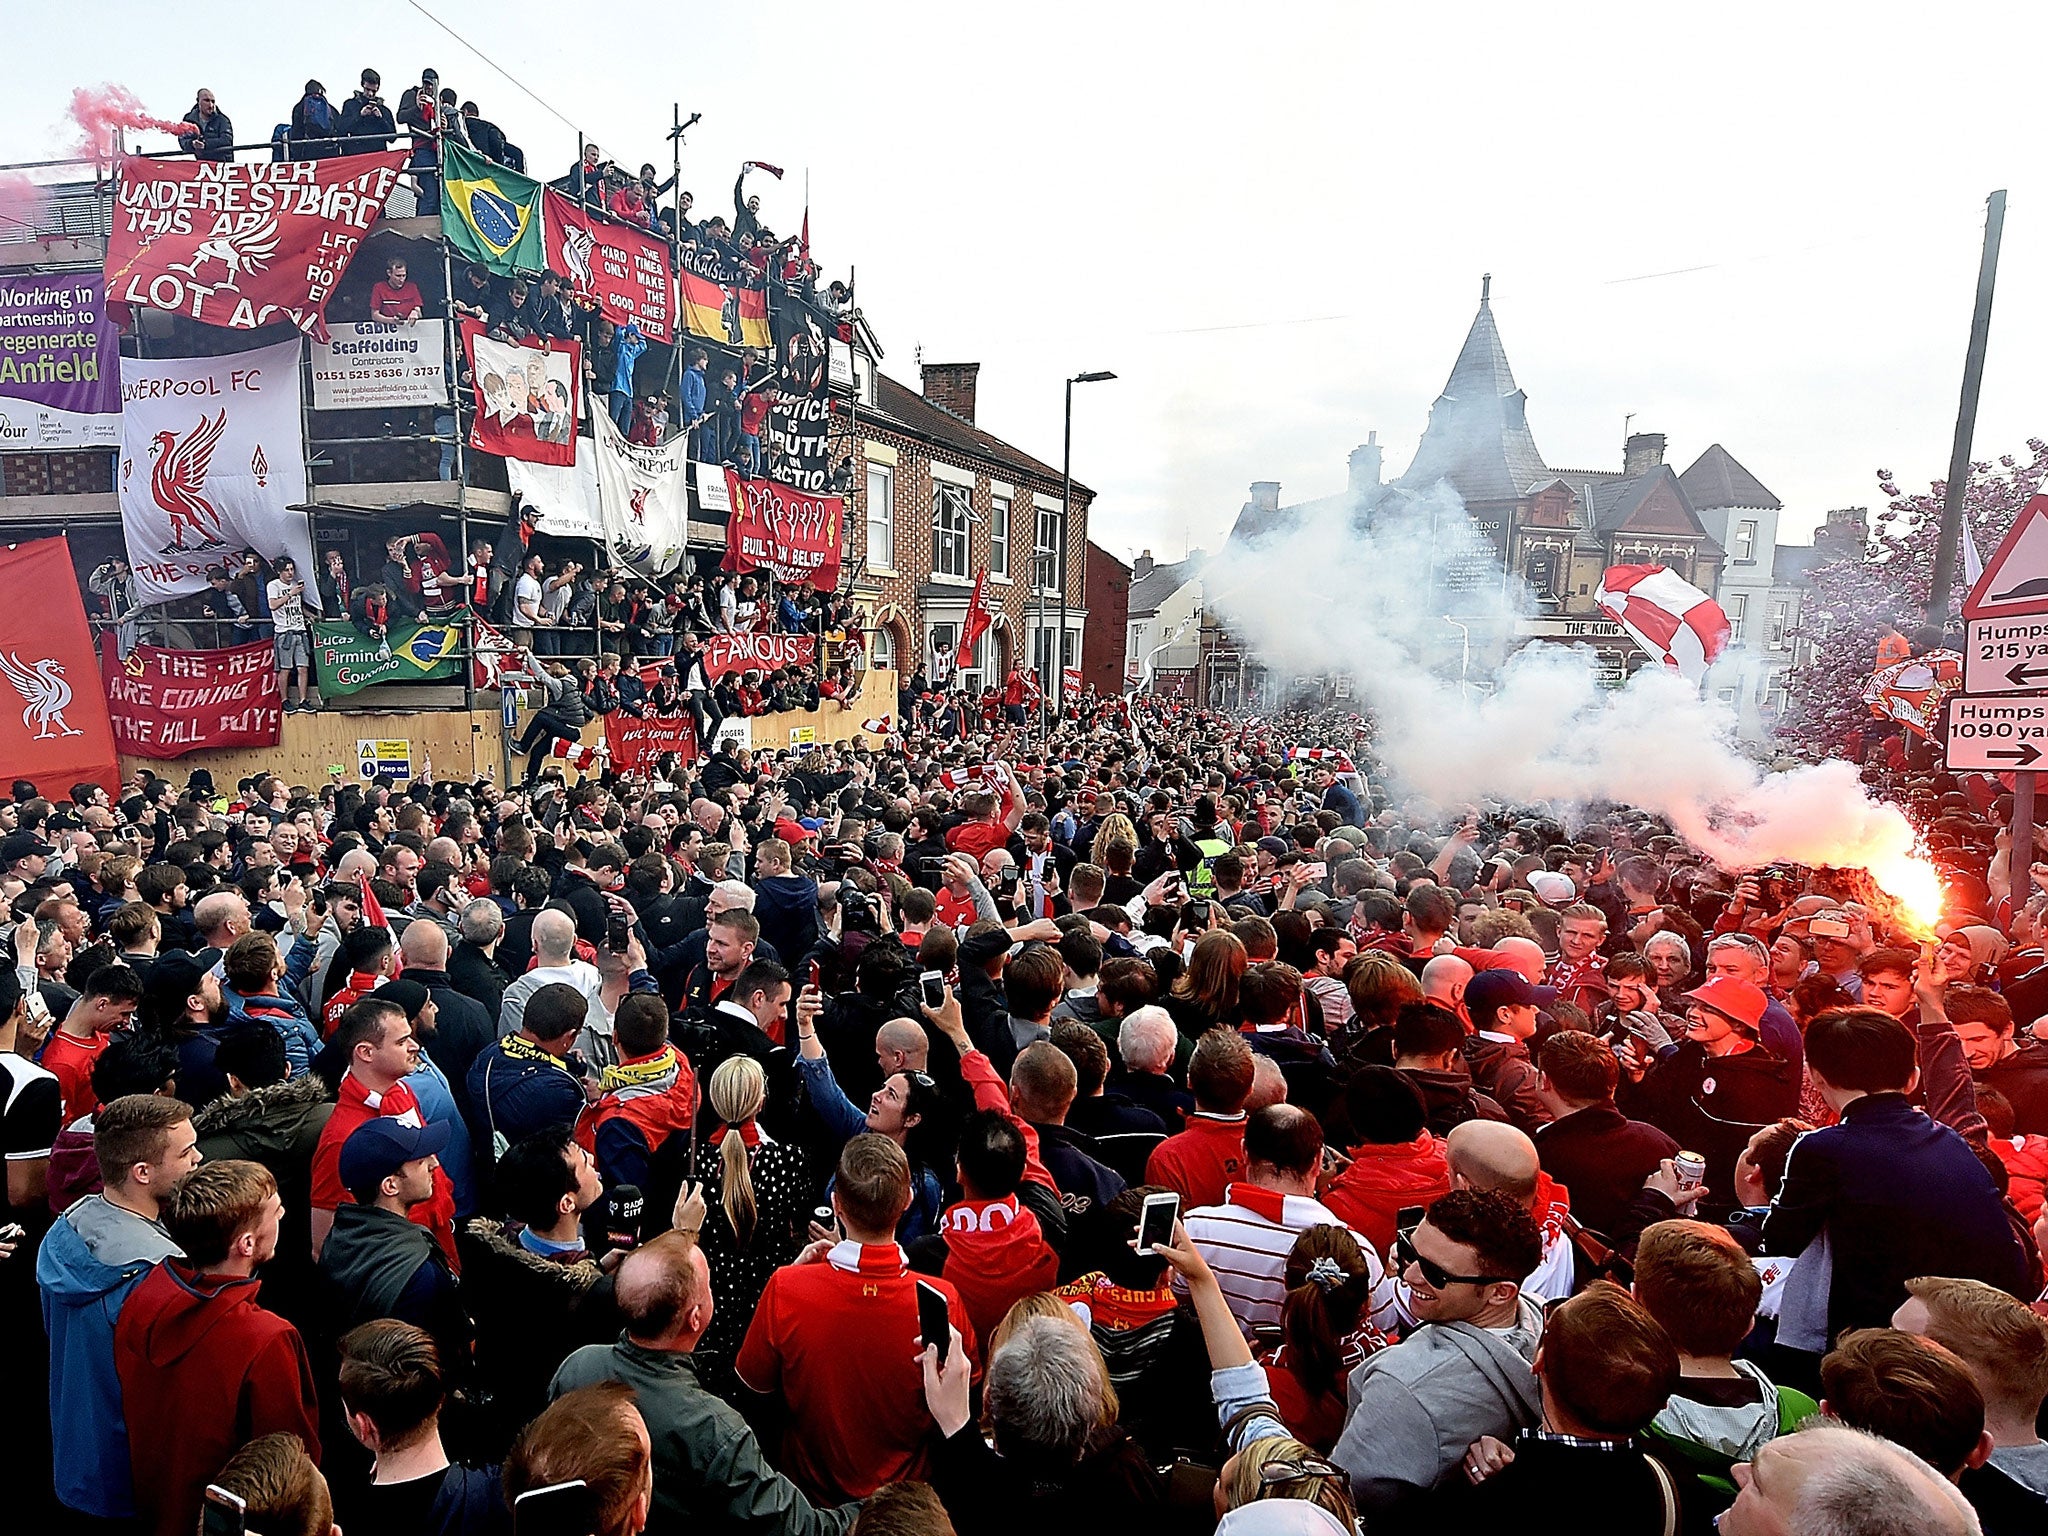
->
[678,246,769,349]
[721,471,843,592]
[118,338,314,609]
[593,406,688,579]
[462,319,580,466]
[544,191,675,342]
[0,537,119,797]
[106,152,408,338]
[99,635,282,758]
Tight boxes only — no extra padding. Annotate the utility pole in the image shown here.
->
[1925,190,2007,626]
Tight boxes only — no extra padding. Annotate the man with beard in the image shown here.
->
[144,952,233,1109]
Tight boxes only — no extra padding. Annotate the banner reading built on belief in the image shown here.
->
[721,471,844,592]
[0,273,121,449]
[99,635,282,758]
[105,152,409,338]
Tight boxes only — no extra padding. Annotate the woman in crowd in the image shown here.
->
[1167,930,1248,1037]
[514,654,593,785]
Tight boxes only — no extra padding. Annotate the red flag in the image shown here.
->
[958,568,993,669]
[357,871,388,933]
[0,537,119,797]
[800,204,810,261]
[742,161,786,179]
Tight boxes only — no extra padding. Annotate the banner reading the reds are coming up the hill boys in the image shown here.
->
[100,635,282,758]
[117,339,314,609]
[0,537,119,797]
[105,152,408,338]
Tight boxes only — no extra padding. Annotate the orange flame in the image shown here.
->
[1859,850,1948,940]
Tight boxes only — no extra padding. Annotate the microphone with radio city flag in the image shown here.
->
[590,1184,646,1261]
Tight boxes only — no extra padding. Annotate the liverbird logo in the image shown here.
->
[628,486,650,525]
[168,218,281,292]
[560,224,596,291]
[0,652,83,739]
[149,411,228,552]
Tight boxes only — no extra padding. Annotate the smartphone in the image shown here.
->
[918,856,948,875]
[607,911,631,952]
[1302,860,1327,881]
[1136,1190,1180,1254]
[807,959,822,990]
[916,1278,952,1366]
[1809,915,1851,938]
[1395,1204,1427,1235]
[513,1480,597,1536]
[1185,900,1212,928]
[999,867,1021,892]
[201,1487,246,1536]
[920,969,945,1010]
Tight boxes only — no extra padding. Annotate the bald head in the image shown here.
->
[335,847,376,883]
[614,1232,711,1347]
[531,908,577,964]
[1420,954,1473,1008]
[1730,1423,1977,1536]
[399,918,449,968]
[1009,1041,1077,1125]
[1446,1119,1540,1206]
[193,889,248,944]
[875,1018,928,1074]
[426,836,463,867]
[1247,1053,1289,1111]
[1491,937,1548,986]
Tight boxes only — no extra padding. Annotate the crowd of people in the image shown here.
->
[3,692,2044,1536]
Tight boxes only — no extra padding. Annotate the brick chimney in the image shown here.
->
[1623,431,1667,478]
[1132,549,1155,581]
[1249,481,1281,512]
[920,362,980,424]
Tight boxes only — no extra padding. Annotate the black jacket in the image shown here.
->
[1976,1041,2048,1135]
[408,967,497,1121]
[457,1218,620,1451]
[336,91,397,147]
[1623,1041,1800,1221]
[1760,1092,2029,1338]
[1065,1093,1169,1187]
[318,1202,470,1371]
[1430,1434,1697,1536]
[447,940,510,1029]
[1532,1102,1678,1238]
[179,107,236,160]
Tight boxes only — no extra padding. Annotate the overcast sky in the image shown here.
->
[10,2,2046,563]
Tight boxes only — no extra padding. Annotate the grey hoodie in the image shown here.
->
[1649,1358,1783,1465]
[1332,1292,1543,1513]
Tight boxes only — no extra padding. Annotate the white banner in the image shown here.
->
[311,321,448,410]
[118,339,315,609]
[694,460,731,514]
[506,435,601,538]
[594,409,688,579]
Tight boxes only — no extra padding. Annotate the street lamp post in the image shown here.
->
[1043,369,1116,733]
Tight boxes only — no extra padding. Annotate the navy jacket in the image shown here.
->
[1761,1092,2029,1338]
[467,1039,585,1153]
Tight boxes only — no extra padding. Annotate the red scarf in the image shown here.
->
[713,1119,762,1148]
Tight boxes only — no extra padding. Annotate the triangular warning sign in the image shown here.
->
[1964,494,2048,619]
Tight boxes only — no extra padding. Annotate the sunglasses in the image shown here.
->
[1395,1228,1518,1290]
[1257,1455,1346,1487]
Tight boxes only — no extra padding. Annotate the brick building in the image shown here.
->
[838,358,1093,695]
[1080,541,1130,697]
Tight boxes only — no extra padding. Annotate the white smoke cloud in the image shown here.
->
[1207,480,1928,880]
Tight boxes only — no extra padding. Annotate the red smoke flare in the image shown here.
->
[0,172,47,237]
[67,84,189,158]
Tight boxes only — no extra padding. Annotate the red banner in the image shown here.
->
[603,710,698,773]
[0,538,119,794]
[701,632,817,680]
[100,636,282,759]
[463,318,581,466]
[105,152,409,339]
[722,472,844,592]
[542,190,675,343]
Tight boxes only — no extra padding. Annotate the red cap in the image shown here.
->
[772,819,810,845]
[1682,977,1768,1031]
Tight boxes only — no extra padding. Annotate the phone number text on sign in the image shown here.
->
[311,322,449,409]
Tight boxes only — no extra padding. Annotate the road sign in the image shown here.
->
[1963,616,2048,694]
[1963,493,2048,620]
[1944,695,2048,770]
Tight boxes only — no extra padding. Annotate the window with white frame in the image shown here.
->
[1769,600,1790,651]
[1735,519,1758,561]
[1034,504,1060,591]
[868,625,896,672]
[932,484,970,578]
[865,463,894,571]
[1726,592,1748,643]
[990,495,1011,577]
[1033,625,1057,687]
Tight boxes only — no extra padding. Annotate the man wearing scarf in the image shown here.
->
[576,995,699,1191]
[911,1112,1057,1345]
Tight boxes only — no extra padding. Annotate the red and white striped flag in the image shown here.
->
[742,160,786,179]
[549,737,607,773]
[472,618,517,689]
[860,716,893,736]
[1596,564,1731,683]
[939,764,992,792]
[1289,747,1356,772]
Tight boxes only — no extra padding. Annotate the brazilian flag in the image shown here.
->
[442,142,546,275]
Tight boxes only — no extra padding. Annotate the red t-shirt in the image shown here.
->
[736,1243,981,1500]
[945,819,1010,864]
[932,888,979,931]
[42,1028,110,1122]
[739,391,774,435]
[1144,1113,1248,1209]
[372,281,424,320]
[311,1075,459,1267]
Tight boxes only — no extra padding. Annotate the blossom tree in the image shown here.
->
[1781,438,2048,757]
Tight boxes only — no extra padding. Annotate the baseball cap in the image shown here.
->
[1683,977,1768,1032]
[1256,836,1290,858]
[1527,871,1577,906]
[0,831,55,864]
[798,817,824,833]
[144,951,212,1021]
[338,1116,451,1196]
[1465,968,1558,1014]
[772,819,810,845]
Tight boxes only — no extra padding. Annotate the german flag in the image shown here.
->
[679,259,770,349]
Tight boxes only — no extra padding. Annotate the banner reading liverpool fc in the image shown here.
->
[462,318,580,466]
[543,190,675,342]
[106,152,408,338]
[593,406,688,579]
[0,537,119,796]
[99,635,282,758]
[0,274,121,449]
[721,471,844,591]
[118,338,315,609]
[678,246,769,349]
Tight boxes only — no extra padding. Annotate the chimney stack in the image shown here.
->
[1624,431,1667,478]
[919,362,980,424]
[1349,431,1383,497]
[1249,481,1281,513]
[1132,550,1154,581]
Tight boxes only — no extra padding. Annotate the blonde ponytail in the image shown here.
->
[708,1055,767,1250]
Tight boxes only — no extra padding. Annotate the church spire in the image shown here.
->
[1481,272,1491,306]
